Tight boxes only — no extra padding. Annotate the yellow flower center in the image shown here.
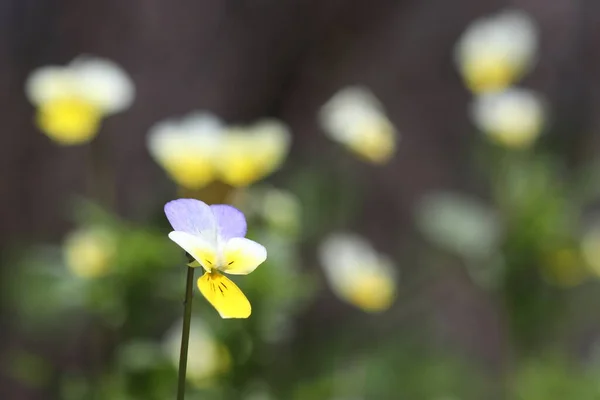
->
[462,56,519,94]
[36,97,103,145]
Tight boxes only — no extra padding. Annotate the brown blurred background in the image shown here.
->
[2,1,600,399]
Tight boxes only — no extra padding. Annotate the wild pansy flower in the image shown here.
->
[148,112,223,189]
[63,227,116,278]
[217,119,291,187]
[455,9,538,94]
[163,319,230,385]
[165,199,267,318]
[25,56,135,145]
[319,233,397,312]
[470,87,545,149]
[320,86,397,164]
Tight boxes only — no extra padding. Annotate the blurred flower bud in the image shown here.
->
[470,88,546,149]
[319,233,397,312]
[320,86,398,164]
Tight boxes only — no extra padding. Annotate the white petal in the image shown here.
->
[220,237,267,275]
[25,66,78,105]
[181,111,224,133]
[168,231,218,271]
[147,112,223,162]
[70,56,135,114]
[455,8,538,71]
[320,86,385,142]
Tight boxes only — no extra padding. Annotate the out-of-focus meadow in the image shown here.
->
[2,1,600,399]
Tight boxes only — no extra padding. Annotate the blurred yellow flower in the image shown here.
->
[470,88,545,149]
[63,227,116,278]
[217,119,291,187]
[454,9,538,93]
[148,116,290,189]
[147,112,223,189]
[163,319,230,386]
[541,247,587,288]
[25,56,135,145]
[320,86,398,164]
[319,233,397,312]
[582,225,600,276]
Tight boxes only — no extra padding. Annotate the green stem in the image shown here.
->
[177,267,195,400]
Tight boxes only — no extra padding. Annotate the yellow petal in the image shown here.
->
[36,97,102,145]
[220,238,267,275]
[168,231,217,271]
[161,153,216,189]
[197,272,251,318]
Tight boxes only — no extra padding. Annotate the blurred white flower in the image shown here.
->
[415,192,502,260]
[319,233,397,312]
[147,112,224,189]
[470,87,545,149]
[63,227,116,279]
[217,119,292,187]
[25,56,135,145]
[163,319,230,385]
[454,9,538,93]
[320,86,398,164]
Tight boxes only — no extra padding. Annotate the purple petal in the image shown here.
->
[164,199,216,235]
[210,204,247,240]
